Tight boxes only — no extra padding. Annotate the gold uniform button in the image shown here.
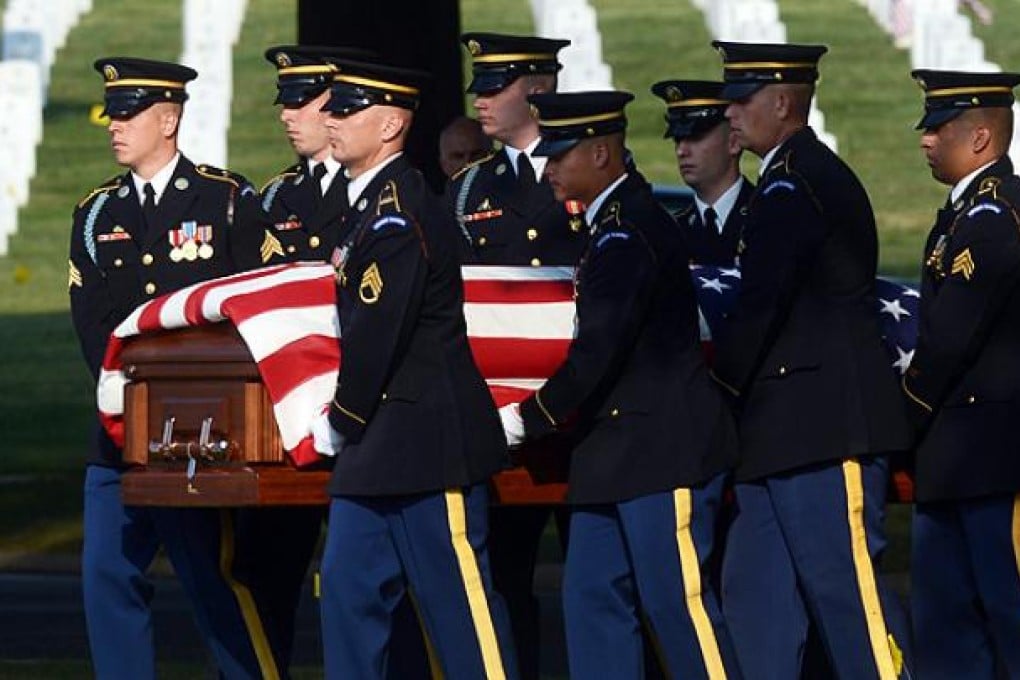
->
[478,236,488,246]
[526,228,538,241]
[113,258,123,267]
[610,408,620,417]
[530,257,541,267]
[144,282,156,295]
[141,253,153,265]
[287,245,296,254]
[309,235,320,248]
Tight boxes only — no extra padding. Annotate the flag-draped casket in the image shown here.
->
[98,263,918,506]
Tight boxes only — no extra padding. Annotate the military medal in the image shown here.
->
[181,239,198,261]
[168,227,185,261]
[180,221,199,261]
[196,225,214,259]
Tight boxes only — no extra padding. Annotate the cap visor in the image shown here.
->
[533,137,580,158]
[668,118,723,141]
[720,82,765,102]
[916,108,963,131]
[467,72,512,95]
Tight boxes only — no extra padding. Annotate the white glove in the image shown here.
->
[499,402,526,448]
[311,408,346,456]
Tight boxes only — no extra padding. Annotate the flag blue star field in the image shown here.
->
[691,265,920,375]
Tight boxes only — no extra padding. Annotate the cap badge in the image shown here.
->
[276,52,291,68]
[529,103,539,119]
[717,46,727,59]
[915,76,926,89]
[103,64,118,82]
[467,39,482,57]
[665,85,683,103]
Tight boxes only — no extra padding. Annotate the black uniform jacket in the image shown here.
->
[903,157,1020,502]
[326,156,508,496]
[445,148,587,266]
[68,155,267,466]
[673,176,754,266]
[258,160,349,265]
[711,127,910,481]
[519,173,738,504]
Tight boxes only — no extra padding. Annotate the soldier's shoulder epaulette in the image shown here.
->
[76,175,122,210]
[450,151,497,182]
[259,163,301,194]
[196,164,243,188]
[962,177,1020,223]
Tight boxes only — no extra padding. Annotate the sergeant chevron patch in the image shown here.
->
[359,262,383,304]
[951,248,975,280]
[68,260,83,289]
[260,230,285,263]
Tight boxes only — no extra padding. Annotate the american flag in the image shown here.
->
[97,263,919,468]
[690,265,920,376]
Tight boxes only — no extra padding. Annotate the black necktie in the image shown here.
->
[310,163,326,196]
[142,182,157,232]
[704,206,718,234]
[517,153,536,190]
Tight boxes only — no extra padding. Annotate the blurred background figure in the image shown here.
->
[439,115,493,179]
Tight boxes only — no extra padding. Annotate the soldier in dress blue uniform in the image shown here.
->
[651,80,753,266]
[229,44,378,678]
[308,58,519,679]
[447,32,584,680]
[708,42,914,679]
[902,69,1020,679]
[256,45,374,265]
[68,57,279,679]
[447,33,587,267]
[499,90,742,679]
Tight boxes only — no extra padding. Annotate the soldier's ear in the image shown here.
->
[379,109,409,144]
[971,123,992,156]
[161,105,181,138]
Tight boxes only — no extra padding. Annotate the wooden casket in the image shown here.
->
[119,323,568,507]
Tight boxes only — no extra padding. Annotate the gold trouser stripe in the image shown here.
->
[842,460,898,680]
[217,511,281,680]
[406,586,445,680]
[444,489,506,680]
[1010,495,1020,584]
[673,488,728,679]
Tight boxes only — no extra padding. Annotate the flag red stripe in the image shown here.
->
[257,335,340,402]
[222,277,336,325]
[463,278,573,304]
[469,338,570,379]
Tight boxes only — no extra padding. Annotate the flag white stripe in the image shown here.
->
[461,265,574,281]
[464,302,576,339]
[273,371,339,448]
[238,305,340,362]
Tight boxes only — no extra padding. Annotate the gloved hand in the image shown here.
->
[499,402,525,448]
[311,407,346,456]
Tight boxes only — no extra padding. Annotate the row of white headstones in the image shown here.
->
[857,0,1020,169]
[0,0,245,256]
[0,0,91,255]
[533,0,839,153]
